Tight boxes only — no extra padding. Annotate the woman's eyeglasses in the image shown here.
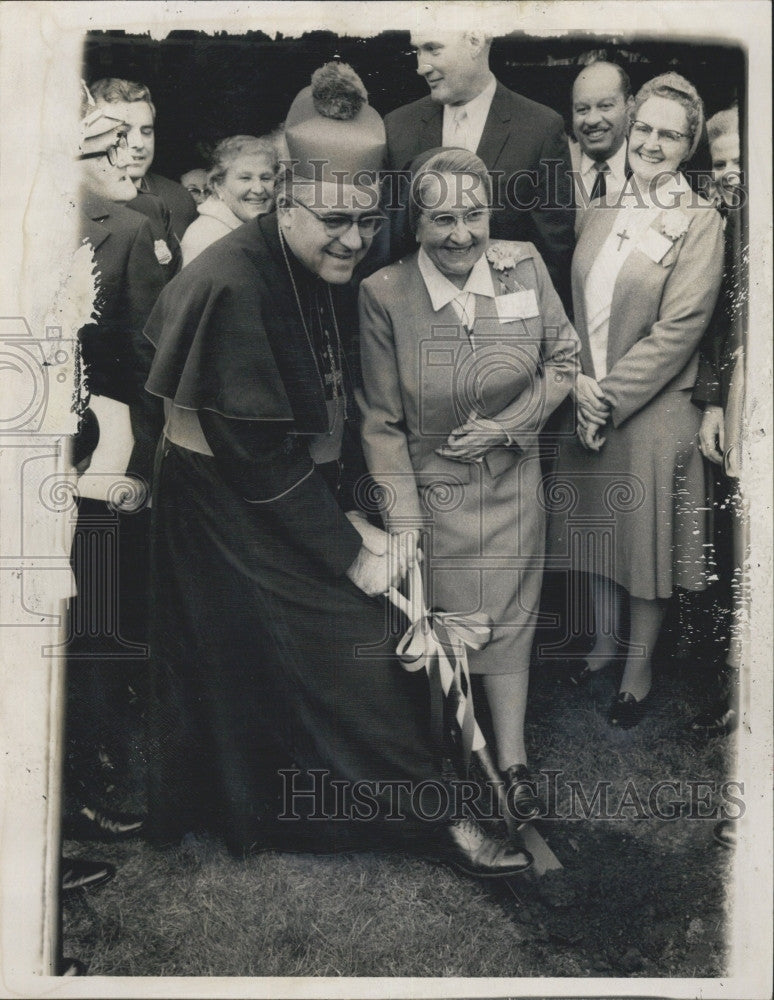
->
[630,121,690,145]
[422,208,490,232]
[77,133,128,166]
[289,198,386,238]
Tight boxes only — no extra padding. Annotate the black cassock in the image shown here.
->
[144,213,442,854]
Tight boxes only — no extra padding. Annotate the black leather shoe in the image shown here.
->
[431,818,533,878]
[713,819,737,849]
[504,764,543,828]
[61,857,116,892]
[690,700,738,738]
[64,806,145,842]
[608,691,647,728]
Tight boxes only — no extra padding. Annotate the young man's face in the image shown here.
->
[97,100,155,180]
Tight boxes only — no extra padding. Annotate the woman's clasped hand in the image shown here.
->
[572,371,610,450]
[436,410,510,462]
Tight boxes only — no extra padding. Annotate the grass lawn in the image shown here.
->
[62,605,738,978]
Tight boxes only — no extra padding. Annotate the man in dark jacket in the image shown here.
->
[384,30,575,309]
[62,99,168,900]
[90,77,197,242]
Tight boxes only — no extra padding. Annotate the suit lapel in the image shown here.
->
[417,101,443,159]
[80,190,114,253]
[475,83,512,168]
[81,216,110,254]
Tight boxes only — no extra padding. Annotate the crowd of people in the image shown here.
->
[61,28,746,971]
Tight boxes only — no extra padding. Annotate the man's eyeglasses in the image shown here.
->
[77,133,128,166]
[630,121,690,145]
[289,198,386,238]
[422,208,490,233]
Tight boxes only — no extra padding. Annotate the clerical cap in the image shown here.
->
[284,62,385,185]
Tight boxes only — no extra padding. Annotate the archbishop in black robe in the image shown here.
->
[143,212,445,854]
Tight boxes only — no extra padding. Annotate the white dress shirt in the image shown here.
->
[575,141,629,208]
[441,75,498,153]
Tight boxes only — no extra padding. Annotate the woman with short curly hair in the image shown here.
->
[181,135,279,265]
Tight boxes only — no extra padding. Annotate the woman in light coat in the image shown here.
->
[358,148,579,821]
[181,135,278,265]
[548,73,725,726]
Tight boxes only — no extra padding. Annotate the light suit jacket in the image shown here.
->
[358,242,580,528]
[571,181,725,429]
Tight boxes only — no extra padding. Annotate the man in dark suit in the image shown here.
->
[77,108,168,482]
[90,77,197,242]
[385,30,575,308]
[60,100,168,909]
[569,60,633,234]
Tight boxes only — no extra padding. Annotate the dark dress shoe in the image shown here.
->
[58,956,88,976]
[504,764,543,828]
[61,857,116,892]
[431,818,533,878]
[713,819,737,849]
[608,691,647,728]
[64,806,145,842]
[690,700,738,738]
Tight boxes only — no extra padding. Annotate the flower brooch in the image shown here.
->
[486,242,518,271]
[660,209,690,242]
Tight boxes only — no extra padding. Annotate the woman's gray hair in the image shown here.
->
[706,106,739,145]
[207,135,279,188]
[633,72,705,160]
[408,148,492,234]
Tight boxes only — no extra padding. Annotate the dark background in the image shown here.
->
[83,29,746,180]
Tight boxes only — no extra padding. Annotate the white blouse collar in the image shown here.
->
[417,247,495,312]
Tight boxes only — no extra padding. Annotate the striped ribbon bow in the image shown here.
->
[388,560,490,765]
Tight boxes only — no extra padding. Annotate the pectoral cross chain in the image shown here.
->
[616,228,631,251]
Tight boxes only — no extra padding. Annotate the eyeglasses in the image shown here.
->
[78,132,128,166]
[421,208,490,232]
[289,198,386,238]
[631,121,690,145]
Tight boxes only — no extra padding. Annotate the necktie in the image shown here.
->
[451,106,468,148]
[590,161,609,201]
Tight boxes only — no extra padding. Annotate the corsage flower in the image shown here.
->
[661,210,690,242]
[486,242,518,271]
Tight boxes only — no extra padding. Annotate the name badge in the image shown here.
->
[495,289,540,322]
[638,228,674,265]
[154,239,173,265]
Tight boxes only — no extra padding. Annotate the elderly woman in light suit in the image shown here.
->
[358,148,579,821]
[548,73,725,727]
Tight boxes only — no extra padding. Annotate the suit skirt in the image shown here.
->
[546,388,709,600]
[417,447,545,675]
